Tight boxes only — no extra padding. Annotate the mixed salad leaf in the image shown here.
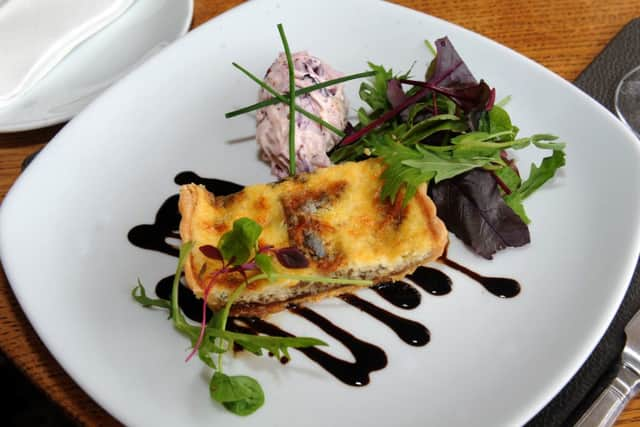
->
[328,36,566,258]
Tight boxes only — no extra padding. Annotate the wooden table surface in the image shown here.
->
[1,0,639,425]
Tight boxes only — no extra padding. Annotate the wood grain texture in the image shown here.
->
[0,1,639,425]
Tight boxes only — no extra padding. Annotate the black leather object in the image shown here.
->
[527,17,640,426]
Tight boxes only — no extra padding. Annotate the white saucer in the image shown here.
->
[0,0,193,133]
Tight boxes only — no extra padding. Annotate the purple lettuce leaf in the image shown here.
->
[386,79,408,109]
[429,168,530,259]
[428,36,478,87]
[421,36,495,113]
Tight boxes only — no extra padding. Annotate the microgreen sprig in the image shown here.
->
[133,218,371,416]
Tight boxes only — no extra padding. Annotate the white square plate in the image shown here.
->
[1,0,640,425]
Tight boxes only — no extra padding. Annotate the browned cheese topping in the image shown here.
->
[178,159,448,316]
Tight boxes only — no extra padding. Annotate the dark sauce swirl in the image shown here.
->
[128,195,181,257]
[340,294,430,346]
[372,281,421,309]
[173,172,244,193]
[231,313,387,386]
[439,256,520,298]
[290,306,388,386]
[407,267,453,296]
[127,173,242,256]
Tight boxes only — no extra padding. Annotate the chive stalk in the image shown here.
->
[224,70,375,118]
[232,63,345,137]
[277,24,297,176]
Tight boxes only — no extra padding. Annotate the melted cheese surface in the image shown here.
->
[179,159,447,309]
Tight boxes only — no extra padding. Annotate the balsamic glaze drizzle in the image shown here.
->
[372,281,420,309]
[407,267,453,296]
[286,307,388,386]
[130,173,522,387]
[340,294,430,346]
[439,256,520,298]
[127,173,242,257]
[128,195,181,257]
[236,316,386,386]
[173,172,244,193]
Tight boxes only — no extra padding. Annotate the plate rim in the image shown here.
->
[1,0,640,425]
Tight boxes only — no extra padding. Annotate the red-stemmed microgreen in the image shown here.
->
[186,268,226,362]
[189,218,367,359]
[133,218,371,415]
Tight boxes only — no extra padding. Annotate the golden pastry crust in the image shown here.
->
[178,159,448,317]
